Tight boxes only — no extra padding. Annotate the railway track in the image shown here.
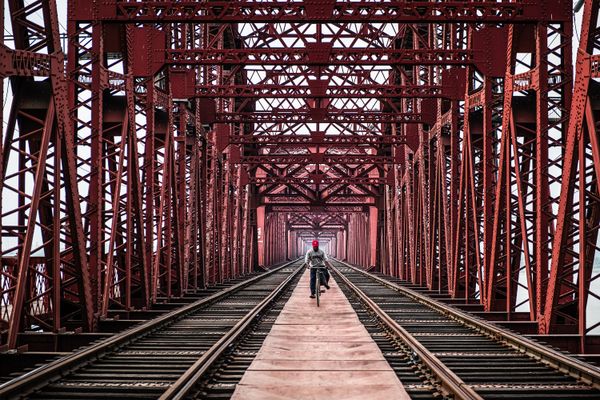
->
[4,258,600,400]
[153,267,442,400]
[0,260,304,400]
[169,260,600,400]
[0,276,264,386]
[180,268,301,400]
[332,260,600,400]
[338,275,444,399]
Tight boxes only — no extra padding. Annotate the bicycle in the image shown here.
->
[311,266,328,307]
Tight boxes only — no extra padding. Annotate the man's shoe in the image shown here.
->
[310,294,316,298]
[324,283,330,290]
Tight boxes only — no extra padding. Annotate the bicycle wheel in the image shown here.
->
[315,270,320,307]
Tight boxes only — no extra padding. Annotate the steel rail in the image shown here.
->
[330,264,483,400]
[336,259,600,390]
[0,259,301,399]
[159,262,304,400]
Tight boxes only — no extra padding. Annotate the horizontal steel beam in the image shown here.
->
[295,228,347,233]
[228,134,405,146]
[262,201,377,207]
[290,228,345,233]
[289,225,342,229]
[88,1,558,23]
[168,48,475,66]
[250,176,391,185]
[235,154,398,165]
[196,84,445,98]
[266,205,368,213]
[0,45,52,77]
[217,111,422,124]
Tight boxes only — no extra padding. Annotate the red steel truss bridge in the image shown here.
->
[1,0,600,379]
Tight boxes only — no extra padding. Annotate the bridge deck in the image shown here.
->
[231,269,411,400]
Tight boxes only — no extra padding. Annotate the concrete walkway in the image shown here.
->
[231,268,411,400]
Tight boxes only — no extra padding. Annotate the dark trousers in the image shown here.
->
[310,268,330,295]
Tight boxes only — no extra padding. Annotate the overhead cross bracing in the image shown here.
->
[233,20,409,213]
[0,0,599,358]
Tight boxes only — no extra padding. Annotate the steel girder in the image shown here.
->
[214,111,424,124]
[236,154,398,166]
[227,135,406,146]
[0,46,53,77]
[250,177,391,186]
[167,48,476,66]
[82,1,563,24]
[195,84,446,98]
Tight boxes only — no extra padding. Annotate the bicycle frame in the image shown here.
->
[311,266,327,307]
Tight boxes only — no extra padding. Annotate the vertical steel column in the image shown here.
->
[545,0,599,351]
[2,0,93,348]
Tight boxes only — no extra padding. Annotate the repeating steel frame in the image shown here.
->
[0,0,599,354]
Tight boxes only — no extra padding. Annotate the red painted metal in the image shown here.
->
[167,48,476,66]
[1,0,598,355]
[2,0,93,349]
[227,135,407,146]
[214,111,424,124]
[88,1,559,24]
[194,84,447,98]
[543,0,600,350]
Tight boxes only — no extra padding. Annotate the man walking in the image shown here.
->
[304,240,332,298]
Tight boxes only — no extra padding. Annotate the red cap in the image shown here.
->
[312,240,319,247]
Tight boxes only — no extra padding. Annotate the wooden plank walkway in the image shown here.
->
[231,268,411,400]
